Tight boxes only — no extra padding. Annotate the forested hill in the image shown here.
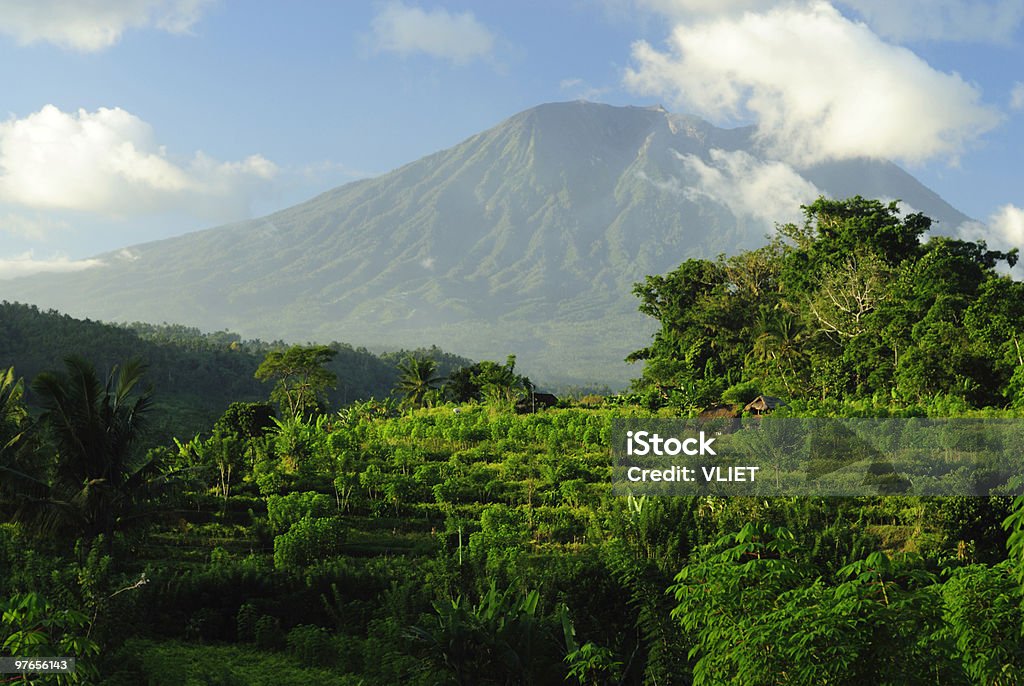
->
[0,301,472,435]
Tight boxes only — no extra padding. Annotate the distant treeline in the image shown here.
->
[0,301,472,437]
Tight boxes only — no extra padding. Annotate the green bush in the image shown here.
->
[236,602,259,643]
[254,615,285,651]
[721,381,761,407]
[266,491,334,534]
[273,516,347,571]
[286,624,337,667]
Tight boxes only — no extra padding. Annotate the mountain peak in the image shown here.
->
[2,101,972,387]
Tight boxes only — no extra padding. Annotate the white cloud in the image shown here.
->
[632,0,1024,43]
[624,2,1001,166]
[0,105,276,219]
[968,204,1024,251]
[1012,82,1024,110]
[0,251,103,279]
[839,0,1024,44]
[634,0,773,18]
[990,205,1024,248]
[370,2,495,64]
[673,148,822,225]
[0,0,213,51]
[957,204,1024,276]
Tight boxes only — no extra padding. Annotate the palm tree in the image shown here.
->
[27,356,162,539]
[395,356,444,410]
[0,367,43,516]
[0,366,26,457]
[748,308,806,395]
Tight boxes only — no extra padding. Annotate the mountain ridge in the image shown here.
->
[2,101,972,387]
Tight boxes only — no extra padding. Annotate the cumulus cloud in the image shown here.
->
[839,0,1024,44]
[0,0,213,51]
[957,205,1024,276]
[0,251,103,279]
[961,204,1024,249]
[990,205,1024,248]
[370,2,497,65]
[0,105,276,219]
[634,0,772,18]
[634,148,822,235]
[673,148,822,225]
[624,2,1001,166]
[633,0,1024,43]
[370,2,495,64]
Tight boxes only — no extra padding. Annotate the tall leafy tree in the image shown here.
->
[254,345,337,417]
[445,356,531,403]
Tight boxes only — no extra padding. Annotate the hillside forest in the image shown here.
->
[3,197,1024,684]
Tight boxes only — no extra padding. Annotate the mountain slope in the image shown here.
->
[1,101,971,387]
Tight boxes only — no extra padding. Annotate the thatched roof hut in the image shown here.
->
[697,404,740,420]
[744,395,786,414]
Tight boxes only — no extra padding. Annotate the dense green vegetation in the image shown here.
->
[629,197,1022,410]
[2,197,1024,684]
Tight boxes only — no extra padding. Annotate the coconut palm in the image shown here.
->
[395,356,444,410]
[25,356,163,538]
[0,366,26,456]
[0,367,42,515]
[748,307,806,395]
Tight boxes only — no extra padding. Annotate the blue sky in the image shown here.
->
[1,0,1023,278]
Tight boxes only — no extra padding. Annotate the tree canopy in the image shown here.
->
[630,196,1022,409]
[255,345,338,417]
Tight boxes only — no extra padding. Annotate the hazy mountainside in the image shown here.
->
[1,101,971,387]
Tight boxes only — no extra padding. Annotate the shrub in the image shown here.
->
[266,491,334,534]
[236,602,259,642]
[721,381,762,407]
[287,624,337,667]
[273,516,347,571]
[254,615,285,651]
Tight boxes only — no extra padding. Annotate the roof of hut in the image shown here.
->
[744,395,787,412]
